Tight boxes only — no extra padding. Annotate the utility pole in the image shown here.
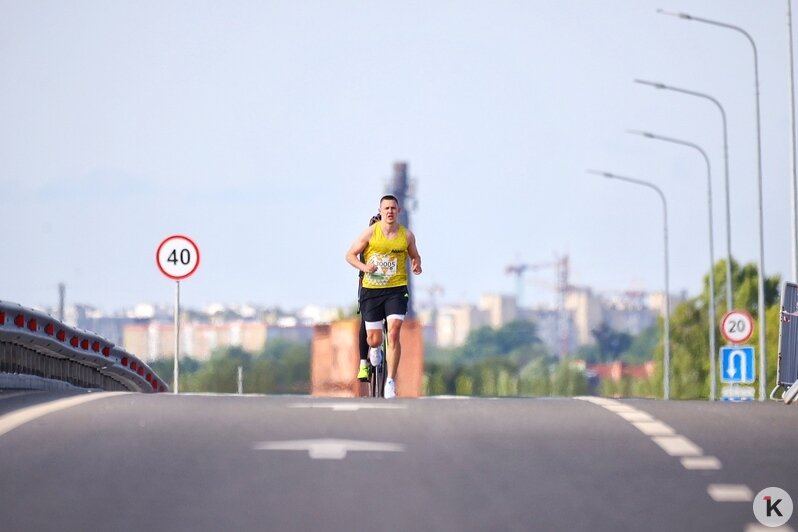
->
[58,283,65,322]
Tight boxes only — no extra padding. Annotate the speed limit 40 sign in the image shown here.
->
[720,309,754,344]
[157,235,200,280]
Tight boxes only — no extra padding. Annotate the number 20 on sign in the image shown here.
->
[157,235,200,280]
[720,309,754,344]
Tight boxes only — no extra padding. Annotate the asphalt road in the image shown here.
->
[0,390,795,532]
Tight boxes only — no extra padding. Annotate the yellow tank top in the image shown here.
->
[363,224,409,289]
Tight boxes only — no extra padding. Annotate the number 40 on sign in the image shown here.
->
[157,235,200,281]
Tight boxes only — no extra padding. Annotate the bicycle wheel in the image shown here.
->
[368,321,388,398]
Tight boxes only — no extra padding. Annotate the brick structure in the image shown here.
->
[311,318,424,397]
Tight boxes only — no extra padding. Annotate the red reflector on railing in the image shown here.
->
[130,361,138,371]
[27,319,37,331]
[70,336,79,347]
[14,315,24,327]
[0,311,5,324]
[45,323,54,336]
[80,339,89,350]
[91,341,100,352]
[137,367,144,376]
[151,381,158,390]
[57,330,66,341]
[121,357,129,367]
[145,373,152,382]
[102,346,110,357]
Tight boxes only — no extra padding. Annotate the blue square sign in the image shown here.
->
[720,346,755,384]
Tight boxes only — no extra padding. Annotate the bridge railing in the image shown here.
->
[0,301,168,393]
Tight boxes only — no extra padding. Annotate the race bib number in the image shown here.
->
[366,254,397,286]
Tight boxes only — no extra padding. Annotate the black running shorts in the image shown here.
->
[360,286,409,323]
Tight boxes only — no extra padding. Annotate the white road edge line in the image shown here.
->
[0,392,128,439]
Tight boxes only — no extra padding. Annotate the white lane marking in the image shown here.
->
[631,421,676,436]
[681,456,722,470]
[289,402,406,412]
[616,411,655,422]
[0,391,37,401]
[707,484,753,502]
[745,524,795,532]
[423,395,471,400]
[602,404,641,413]
[0,392,128,439]
[574,396,619,406]
[652,435,704,457]
[253,438,405,460]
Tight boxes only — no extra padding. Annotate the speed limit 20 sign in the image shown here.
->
[720,309,754,344]
[157,235,200,280]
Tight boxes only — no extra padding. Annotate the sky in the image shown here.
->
[1,0,797,314]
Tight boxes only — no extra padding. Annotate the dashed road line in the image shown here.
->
[745,524,795,532]
[631,420,676,436]
[652,435,704,457]
[681,456,722,470]
[707,484,753,502]
[616,410,655,422]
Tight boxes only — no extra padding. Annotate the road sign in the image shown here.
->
[156,235,200,280]
[720,309,754,344]
[720,384,755,401]
[720,345,755,384]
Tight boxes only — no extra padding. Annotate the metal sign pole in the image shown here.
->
[174,280,180,394]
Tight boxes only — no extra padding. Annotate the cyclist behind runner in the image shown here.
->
[346,194,422,398]
[356,212,382,382]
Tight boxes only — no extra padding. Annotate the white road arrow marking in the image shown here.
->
[253,439,405,460]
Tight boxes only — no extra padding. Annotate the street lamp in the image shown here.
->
[588,169,671,400]
[628,129,718,401]
[658,9,768,401]
[788,0,798,283]
[634,79,733,312]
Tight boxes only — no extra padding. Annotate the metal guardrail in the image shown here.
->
[0,301,168,393]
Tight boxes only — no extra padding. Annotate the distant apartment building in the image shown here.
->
[122,320,312,361]
[424,288,676,356]
[434,305,490,348]
[479,294,518,329]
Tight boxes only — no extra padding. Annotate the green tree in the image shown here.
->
[651,259,781,400]
[590,322,632,362]
[518,358,552,396]
[551,359,588,396]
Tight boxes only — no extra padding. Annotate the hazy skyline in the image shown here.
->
[1,0,797,313]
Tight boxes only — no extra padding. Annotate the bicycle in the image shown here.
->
[368,320,388,398]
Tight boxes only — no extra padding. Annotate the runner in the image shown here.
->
[346,195,422,398]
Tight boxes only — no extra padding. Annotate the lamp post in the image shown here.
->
[634,79,733,311]
[789,0,798,282]
[628,130,717,401]
[659,9,767,401]
[588,170,671,400]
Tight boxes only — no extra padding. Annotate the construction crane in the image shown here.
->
[505,255,571,358]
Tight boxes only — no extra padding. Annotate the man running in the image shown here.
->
[346,195,422,398]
